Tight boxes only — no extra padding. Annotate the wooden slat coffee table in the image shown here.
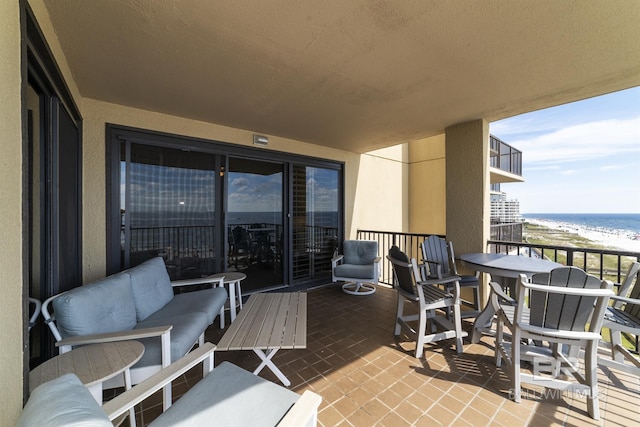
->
[216,292,306,386]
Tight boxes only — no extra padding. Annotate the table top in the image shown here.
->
[460,252,562,278]
[217,292,307,351]
[30,341,144,392]
[208,272,247,282]
[172,272,246,286]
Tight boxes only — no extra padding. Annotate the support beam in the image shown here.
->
[445,120,490,285]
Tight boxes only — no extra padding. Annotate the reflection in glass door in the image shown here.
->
[121,143,218,279]
[226,158,283,292]
[292,166,339,283]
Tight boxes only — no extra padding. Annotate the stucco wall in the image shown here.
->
[346,145,409,238]
[0,1,24,424]
[408,134,447,235]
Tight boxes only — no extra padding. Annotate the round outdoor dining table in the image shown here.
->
[459,252,562,343]
[460,252,562,279]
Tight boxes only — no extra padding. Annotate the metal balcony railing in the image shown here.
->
[357,229,640,286]
[356,230,445,285]
[487,240,640,284]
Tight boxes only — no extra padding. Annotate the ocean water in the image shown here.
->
[522,213,640,236]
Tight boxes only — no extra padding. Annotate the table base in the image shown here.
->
[253,348,290,386]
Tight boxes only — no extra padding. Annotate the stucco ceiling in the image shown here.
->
[43,0,640,153]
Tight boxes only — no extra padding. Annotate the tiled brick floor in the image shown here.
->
[124,284,639,426]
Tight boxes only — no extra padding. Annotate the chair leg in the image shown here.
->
[453,303,464,354]
[395,296,404,336]
[610,329,624,363]
[495,318,503,367]
[511,329,521,403]
[415,310,428,359]
[585,341,601,420]
[551,343,562,378]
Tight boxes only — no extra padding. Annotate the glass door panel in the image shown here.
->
[226,157,283,291]
[121,143,217,279]
[292,166,339,282]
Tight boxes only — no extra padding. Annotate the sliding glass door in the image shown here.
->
[226,157,284,292]
[108,125,343,289]
[292,165,339,282]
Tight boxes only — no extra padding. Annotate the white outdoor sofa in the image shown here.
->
[19,343,322,427]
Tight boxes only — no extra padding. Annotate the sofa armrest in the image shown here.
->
[56,325,172,348]
[277,390,322,427]
[102,342,216,421]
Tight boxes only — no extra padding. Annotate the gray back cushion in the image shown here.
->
[18,374,111,427]
[52,272,137,338]
[343,240,378,265]
[128,257,174,321]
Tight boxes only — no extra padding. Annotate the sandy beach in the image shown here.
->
[525,218,640,253]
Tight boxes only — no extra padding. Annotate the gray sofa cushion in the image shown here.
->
[156,287,228,325]
[134,311,210,367]
[343,240,378,265]
[18,374,111,427]
[128,257,174,321]
[52,272,137,338]
[150,361,299,427]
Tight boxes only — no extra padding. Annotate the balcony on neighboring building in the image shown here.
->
[490,134,524,183]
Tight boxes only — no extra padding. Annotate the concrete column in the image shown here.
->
[445,119,490,259]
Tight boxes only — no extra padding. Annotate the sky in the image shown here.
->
[489,86,640,214]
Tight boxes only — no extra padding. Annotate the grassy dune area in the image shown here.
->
[523,222,638,350]
[523,222,637,283]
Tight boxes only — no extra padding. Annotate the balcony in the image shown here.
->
[118,230,640,425]
[127,276,639,426]
[490,135,524,184]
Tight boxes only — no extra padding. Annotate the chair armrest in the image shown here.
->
[331,254,344,267]
[519,323,603,341]
[277,390,322,427]
[610,294,640,306]
[171,276,224,288]
[418,275,461,300]
[102,342,216,421]
[373,256,381,264]
[418,274,461,286]
[56,325,172,348]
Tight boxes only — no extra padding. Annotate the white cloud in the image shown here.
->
[599,165,625,172]
[526,165,560,172]
[503,117,640,165]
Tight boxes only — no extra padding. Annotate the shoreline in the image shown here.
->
[524,218,640,253]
